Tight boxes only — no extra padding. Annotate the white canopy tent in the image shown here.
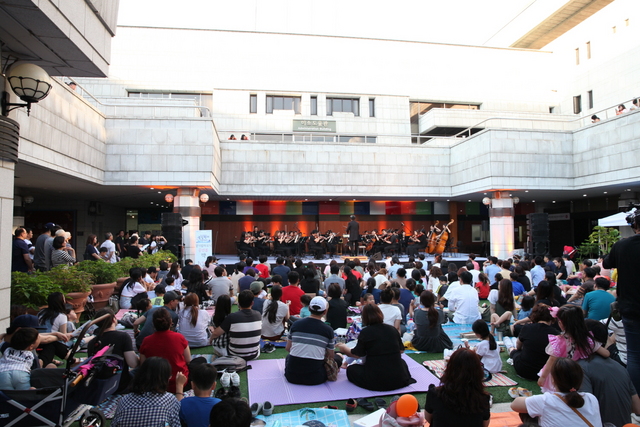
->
[598,211,631,227]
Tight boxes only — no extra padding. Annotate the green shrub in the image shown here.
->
[11,272,62,310]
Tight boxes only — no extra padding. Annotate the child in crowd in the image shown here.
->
[151,285,165,306]
[537,304,609,392]
[164,277,176,293]
[99,246,109,261]
[175,363,220,427]
[299,295,311,318]
[0,327,40,390]
[360,293,375,306]
[466,319,502,373]
[134,298,152,330]
[518,295,535,321]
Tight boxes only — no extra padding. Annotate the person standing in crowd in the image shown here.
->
[604,208,640,393]
[12,227,33,273]
[100,232,117,263]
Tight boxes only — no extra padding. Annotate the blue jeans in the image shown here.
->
[0,370,31,390]
[623,316,640,393]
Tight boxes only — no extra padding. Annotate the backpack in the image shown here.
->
[210,356,249,374]
[119,312,139,328]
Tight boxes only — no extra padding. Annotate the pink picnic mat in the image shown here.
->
[247,354,439,406]
[422,359,518,387]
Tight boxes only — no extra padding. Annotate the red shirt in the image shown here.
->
[139,330,189,393]
[255,263,270,279]
[475,282,490,299]
[281,285,305,316]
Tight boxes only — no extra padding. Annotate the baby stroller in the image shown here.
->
[0,313,123,427]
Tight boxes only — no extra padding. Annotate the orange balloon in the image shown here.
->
[396,394,418,417]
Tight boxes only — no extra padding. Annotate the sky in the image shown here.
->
[117,0,569,48]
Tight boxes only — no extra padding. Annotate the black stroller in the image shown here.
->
[0,313,123,426]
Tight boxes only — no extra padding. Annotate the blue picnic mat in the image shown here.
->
[442,322,481,348]
[255,407,350,427]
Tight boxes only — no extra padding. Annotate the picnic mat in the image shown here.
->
[488,411,525,427]
[255,407,351,427]
[247,354,438,406]
[422,360,518,387]
[96,394,122,419]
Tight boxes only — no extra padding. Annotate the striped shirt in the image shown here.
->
[0,347,34,373]
[219,309,262,360]
[51,249,75,267]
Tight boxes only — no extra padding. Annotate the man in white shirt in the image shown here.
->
[447,271,481,324]
[530,256,546,289]
[100,232,117,263]
[466,262,481,283]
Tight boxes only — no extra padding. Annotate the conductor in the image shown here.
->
[346,215,360,256]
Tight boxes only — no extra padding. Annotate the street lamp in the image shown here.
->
[1,63,52,116]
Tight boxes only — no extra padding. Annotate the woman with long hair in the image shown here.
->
[203,256,217,277]
[504,303,560,381]
[139,309,191,394]
[412,290,452,352]
[184,267,208,302]
[511,358,602,426]
[363,277,381,304]
[177,293,211,348]
[84,234,100,261]
[490,279,517,336]
[535,281,560,307]
[209,294,232,356]
[300,268,320,295]
[343,265,361,306]
[37,292,73,367]
[111,357,181,427]
[261,285,289,340]
[326,283,348,330]
[89,308,139,391]
[337,304,415,391]
[475,272,490,299]
[545,271,567,305]
[119,267,147,309]
[167,262,183,289]
[424,347,491,426]
[428,266,443,293]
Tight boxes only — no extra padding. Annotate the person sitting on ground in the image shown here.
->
[178,293,211,348]
[475,273,491,300]
[281,271,305,316]
[261,285,289,340]
[504,303,560,381]
[285,296,343,385]
[300,268,321,295]
[249,281,266,314]
[175,363,220,427]
[111,357,181,427]
[490,279,517,336]
[120,268,148,310]
[424,347,491,427]
[0,327,40,390]
[151,285,165,306]
[209,294,231,356]
[466,319,502,374]
[238,268,256,292]
[511,358,603,427]
[378,287,402,333]
[412,290,452,353]
[582,277,616,320]
[299,294,312,318]
[447,271,481,324]
[210,290,262,360]
[209,398,252,427]
[134,291,181,349]
[337,304,415,391]
[390,286,408,334]
[183,267,209,302]
[37,292,74,367]
[326,283,348,329]
[509,272,526,297]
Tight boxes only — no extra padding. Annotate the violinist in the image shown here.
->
[307,230,326,259]
[254,230,269,255]
[407,230,428,257]
[370,230,385,255]
[325,230,339,258]
[274,231,292,257]
[383,229,400,256]
[238,231,258,258]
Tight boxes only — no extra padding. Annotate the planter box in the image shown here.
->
[91,282,117,309]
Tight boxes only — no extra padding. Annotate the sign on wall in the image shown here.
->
[292,119,336,132]
[195,230,212,266]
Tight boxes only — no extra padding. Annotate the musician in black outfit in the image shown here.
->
[383,230,400,256]
[238,231,258,258]
[307,230,326,259]
[406,230,427,257]
[325,231,339,258]
[346,215,360,256]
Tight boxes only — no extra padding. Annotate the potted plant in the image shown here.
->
[578,226,621,259]
[76,260,120,309]
[10,271,62,312]
[47,265,94,313]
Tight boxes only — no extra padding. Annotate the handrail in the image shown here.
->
[451,97,639,138]
[63,77,213,117]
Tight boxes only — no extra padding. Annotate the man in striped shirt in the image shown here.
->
[210,290,262,360]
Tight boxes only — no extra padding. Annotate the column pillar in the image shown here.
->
[486,191,516,259]
[174,188,201,264]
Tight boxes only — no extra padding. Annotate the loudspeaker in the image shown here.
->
[527,213,549,241]
[162,213,183,258]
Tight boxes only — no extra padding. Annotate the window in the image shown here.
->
[250,95,257,114]
[573,95,582,114]
[549,106,555,113]
[575,48,580,65]
[586,41,591,59]
[588,90,594,109]
[327,97,359,116]
[266,95,301,114]
[310,96,317,115]
[369,98,375,117]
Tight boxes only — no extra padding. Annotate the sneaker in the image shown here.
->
[263,343,276,353]
[221,371,231,388]
[230,372,240,387]
[214,387,228,400]
[227,385,241,398]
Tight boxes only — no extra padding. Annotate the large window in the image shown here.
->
[327,97,359,116]
[250,94,257,113]
[266,95,301,114]
[310,96,317,115]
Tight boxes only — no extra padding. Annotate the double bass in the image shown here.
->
[426,221,440,253]
[434,219,455,254]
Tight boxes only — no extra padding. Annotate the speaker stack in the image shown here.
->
[162,212,183,261]
[527,213,549,256]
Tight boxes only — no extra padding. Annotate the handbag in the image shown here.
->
[108,294,120,313]
[324,352,340,382]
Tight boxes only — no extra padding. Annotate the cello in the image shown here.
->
[434,219,455,254]
[426,221,440,254]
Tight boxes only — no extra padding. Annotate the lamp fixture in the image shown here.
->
[164,194,174,203]
[1,63,52,116]
[199,193,209,203]
[482,197,491,206]
[512,197,520,204]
